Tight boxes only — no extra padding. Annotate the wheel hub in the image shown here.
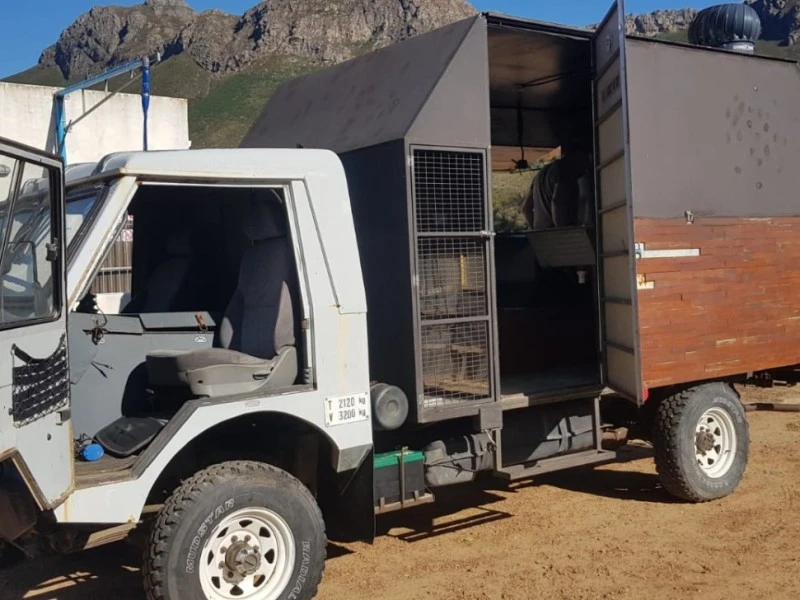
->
[225,540,262,578]
[694,406,738,479]
[199,507,296,600]
[695,429,716,454]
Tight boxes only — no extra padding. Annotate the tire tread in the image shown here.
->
[143,460,326,600]
[653,388,704,503]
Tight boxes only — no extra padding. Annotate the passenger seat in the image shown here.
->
[144,197,298,397]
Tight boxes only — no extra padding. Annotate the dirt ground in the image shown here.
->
[3,384,800,600]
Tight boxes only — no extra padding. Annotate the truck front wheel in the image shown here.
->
[653,383,749,503]
[143,460,326,600]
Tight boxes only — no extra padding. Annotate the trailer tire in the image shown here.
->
[143,460,326,600]
[653,383,749,503]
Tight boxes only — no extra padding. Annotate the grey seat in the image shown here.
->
[145,198,298,397]
[122,229,192,314]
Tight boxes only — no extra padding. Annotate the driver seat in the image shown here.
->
[145,197,298,397]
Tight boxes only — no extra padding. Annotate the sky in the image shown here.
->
[0,0,714,79]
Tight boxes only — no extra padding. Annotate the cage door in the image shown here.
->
[411,147,495,419]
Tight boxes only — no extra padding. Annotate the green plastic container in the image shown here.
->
[373,450,426,505]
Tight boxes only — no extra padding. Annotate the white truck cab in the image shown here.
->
[1,140,374,600]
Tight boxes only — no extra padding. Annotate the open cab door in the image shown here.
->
[592,1,642,403]
[0,138,72,510]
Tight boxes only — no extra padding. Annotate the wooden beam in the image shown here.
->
[491,146,560,172]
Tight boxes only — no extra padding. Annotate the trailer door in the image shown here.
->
[593,0,641,402]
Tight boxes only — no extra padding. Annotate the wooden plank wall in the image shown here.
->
[635,217,800,389]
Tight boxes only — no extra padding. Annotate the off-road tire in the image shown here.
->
[653,382,749,503]
[143,460,326,600]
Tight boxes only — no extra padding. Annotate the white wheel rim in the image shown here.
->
[199,507,295,600]
[695,407,737,479]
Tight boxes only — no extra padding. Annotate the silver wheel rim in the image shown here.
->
[695,407,737,479]
[199,507,295,600]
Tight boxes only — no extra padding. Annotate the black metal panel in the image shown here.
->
[407,18,491,150]
[412,148,493,417]
[240,17,480,154]
[626,37,800,219]
[339,141,418,412]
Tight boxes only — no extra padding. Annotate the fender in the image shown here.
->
[54,386,373,525]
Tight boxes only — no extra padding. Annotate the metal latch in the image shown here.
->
[46,241,59,262]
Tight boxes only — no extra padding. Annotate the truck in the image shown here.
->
[1,2,798,599]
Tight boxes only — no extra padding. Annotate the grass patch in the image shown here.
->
[188,56,320,149]
[492,170,537,233]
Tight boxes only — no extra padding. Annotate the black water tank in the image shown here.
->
[688,3,762,54]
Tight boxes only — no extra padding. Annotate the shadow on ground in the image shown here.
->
[3,542,143,600]
[373,443,671,544]
[4,444,668,597]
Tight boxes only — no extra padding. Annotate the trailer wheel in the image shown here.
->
[143,460,326,600]
[653,383,749,503]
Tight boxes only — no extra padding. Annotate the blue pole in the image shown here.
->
[55,96,67,162]
[142,57,150,151]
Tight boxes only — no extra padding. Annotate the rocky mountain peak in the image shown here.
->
[625,8,698,36]
[37,0,476,81]
[143,0,190,7]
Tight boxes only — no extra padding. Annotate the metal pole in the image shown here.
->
[141,56,150,151]
[55,96,67,162]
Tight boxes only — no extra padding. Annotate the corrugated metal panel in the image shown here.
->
[241,17,481,154]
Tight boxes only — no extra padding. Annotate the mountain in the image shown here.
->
[36,0,476,80]
[5,0,800,148]
[6,0,475,147]
[622,1,800,49]
[624,8,698,36]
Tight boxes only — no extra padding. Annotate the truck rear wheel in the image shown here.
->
[143,460,326,600]
[653,383,749,503]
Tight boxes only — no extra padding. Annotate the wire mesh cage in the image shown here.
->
[413,150,486,234]
[419,321,490,408]
[412,148,493,412]
[417,238,487,319]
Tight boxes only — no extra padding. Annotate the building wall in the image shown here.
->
[0,82,189,167]
[0,82,189,296]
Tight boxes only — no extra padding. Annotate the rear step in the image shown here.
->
[493,448,617,481]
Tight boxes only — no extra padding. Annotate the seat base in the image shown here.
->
[146,346,298,397]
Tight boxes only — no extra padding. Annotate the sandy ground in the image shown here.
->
[3,384,800,600]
